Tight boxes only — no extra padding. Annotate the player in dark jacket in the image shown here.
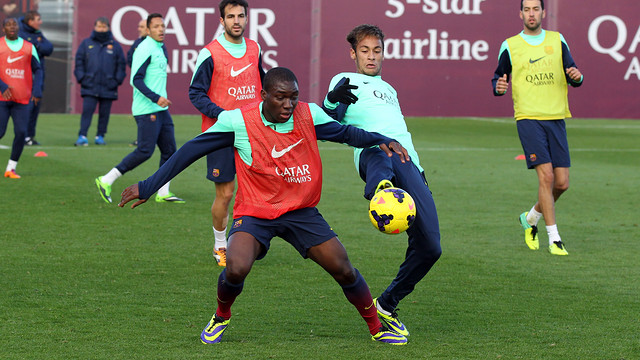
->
[18,10,52,146]
[73,16,126,146]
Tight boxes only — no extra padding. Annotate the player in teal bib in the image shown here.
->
[94,14,183,205]
[323,24,442,339]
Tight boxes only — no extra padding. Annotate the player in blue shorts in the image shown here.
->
[322,24,442,338]
[189,0,265,267]
[118,67,410,345]
[492,0,583,255]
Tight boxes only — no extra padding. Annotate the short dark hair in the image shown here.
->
[521,0,544,10]
[95,16,110,27]
[263,67,298,92]
[147,13,163,28]
[23,10,40,24]
[3,17,17,27]
[347,24,385,51]
[219,0,249,18]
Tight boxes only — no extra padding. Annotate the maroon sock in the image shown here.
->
[341,269,381,335]
[215,269,244,319]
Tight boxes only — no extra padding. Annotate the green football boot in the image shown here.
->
[95,176,112,203]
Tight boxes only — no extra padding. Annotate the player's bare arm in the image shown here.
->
[118,184,148,209]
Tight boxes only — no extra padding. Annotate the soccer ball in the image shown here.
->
[368,187,416,234]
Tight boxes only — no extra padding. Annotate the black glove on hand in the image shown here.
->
[327,78,359,104]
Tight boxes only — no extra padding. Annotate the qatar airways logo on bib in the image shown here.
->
[274,163,313,184]
[272,139,312,183]
[5,68,25,79]
[228,85,257,101]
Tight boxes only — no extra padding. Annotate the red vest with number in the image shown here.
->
[201,38,262,131]
[233,102,323,219]
[0,38,33,104]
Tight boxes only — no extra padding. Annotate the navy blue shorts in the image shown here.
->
[206,147,236,182]
[228,207,337,260]
[517,119,571,169]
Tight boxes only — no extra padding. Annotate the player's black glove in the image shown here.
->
[327,78,358,105]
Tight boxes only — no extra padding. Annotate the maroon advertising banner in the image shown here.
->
[71,0,640,119]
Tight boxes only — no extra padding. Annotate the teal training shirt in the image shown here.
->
[204,102,335,166]
[5,37,39,61]
[324,72,423,173]
[130,36,168,116]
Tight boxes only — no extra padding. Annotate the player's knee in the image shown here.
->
[225,261,250,283]
[415,240,442,264]
[136,148,154,161]
[334,265,357,286]
[431,247,442,263]
[14,127,26,138]
[554,179,569,193]
[220,188,234,202]
[538,170,555,187]
[215,183,235,203]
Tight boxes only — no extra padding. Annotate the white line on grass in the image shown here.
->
[0,145,137,151]
[463,117,640,130]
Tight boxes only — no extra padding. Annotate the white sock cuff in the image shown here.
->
[213,227,227,249]
[376,300,392,316]
[103,168,122,185]
[6,160,17,172]
[527,206,542,226]
[546,224,561,243]
[157,181,171,197]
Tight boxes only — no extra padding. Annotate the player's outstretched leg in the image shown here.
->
[308,238,407,345]
[342,273,406,345]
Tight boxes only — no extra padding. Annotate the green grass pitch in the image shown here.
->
[1,114,638,359]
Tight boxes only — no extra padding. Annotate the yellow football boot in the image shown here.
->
[549,241,569,256]
[518,212,539,250]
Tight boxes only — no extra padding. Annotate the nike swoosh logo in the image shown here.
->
[7,55,24,64]
[529,56,546,64]
[271,139,303,159]
[230,63,252,77]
